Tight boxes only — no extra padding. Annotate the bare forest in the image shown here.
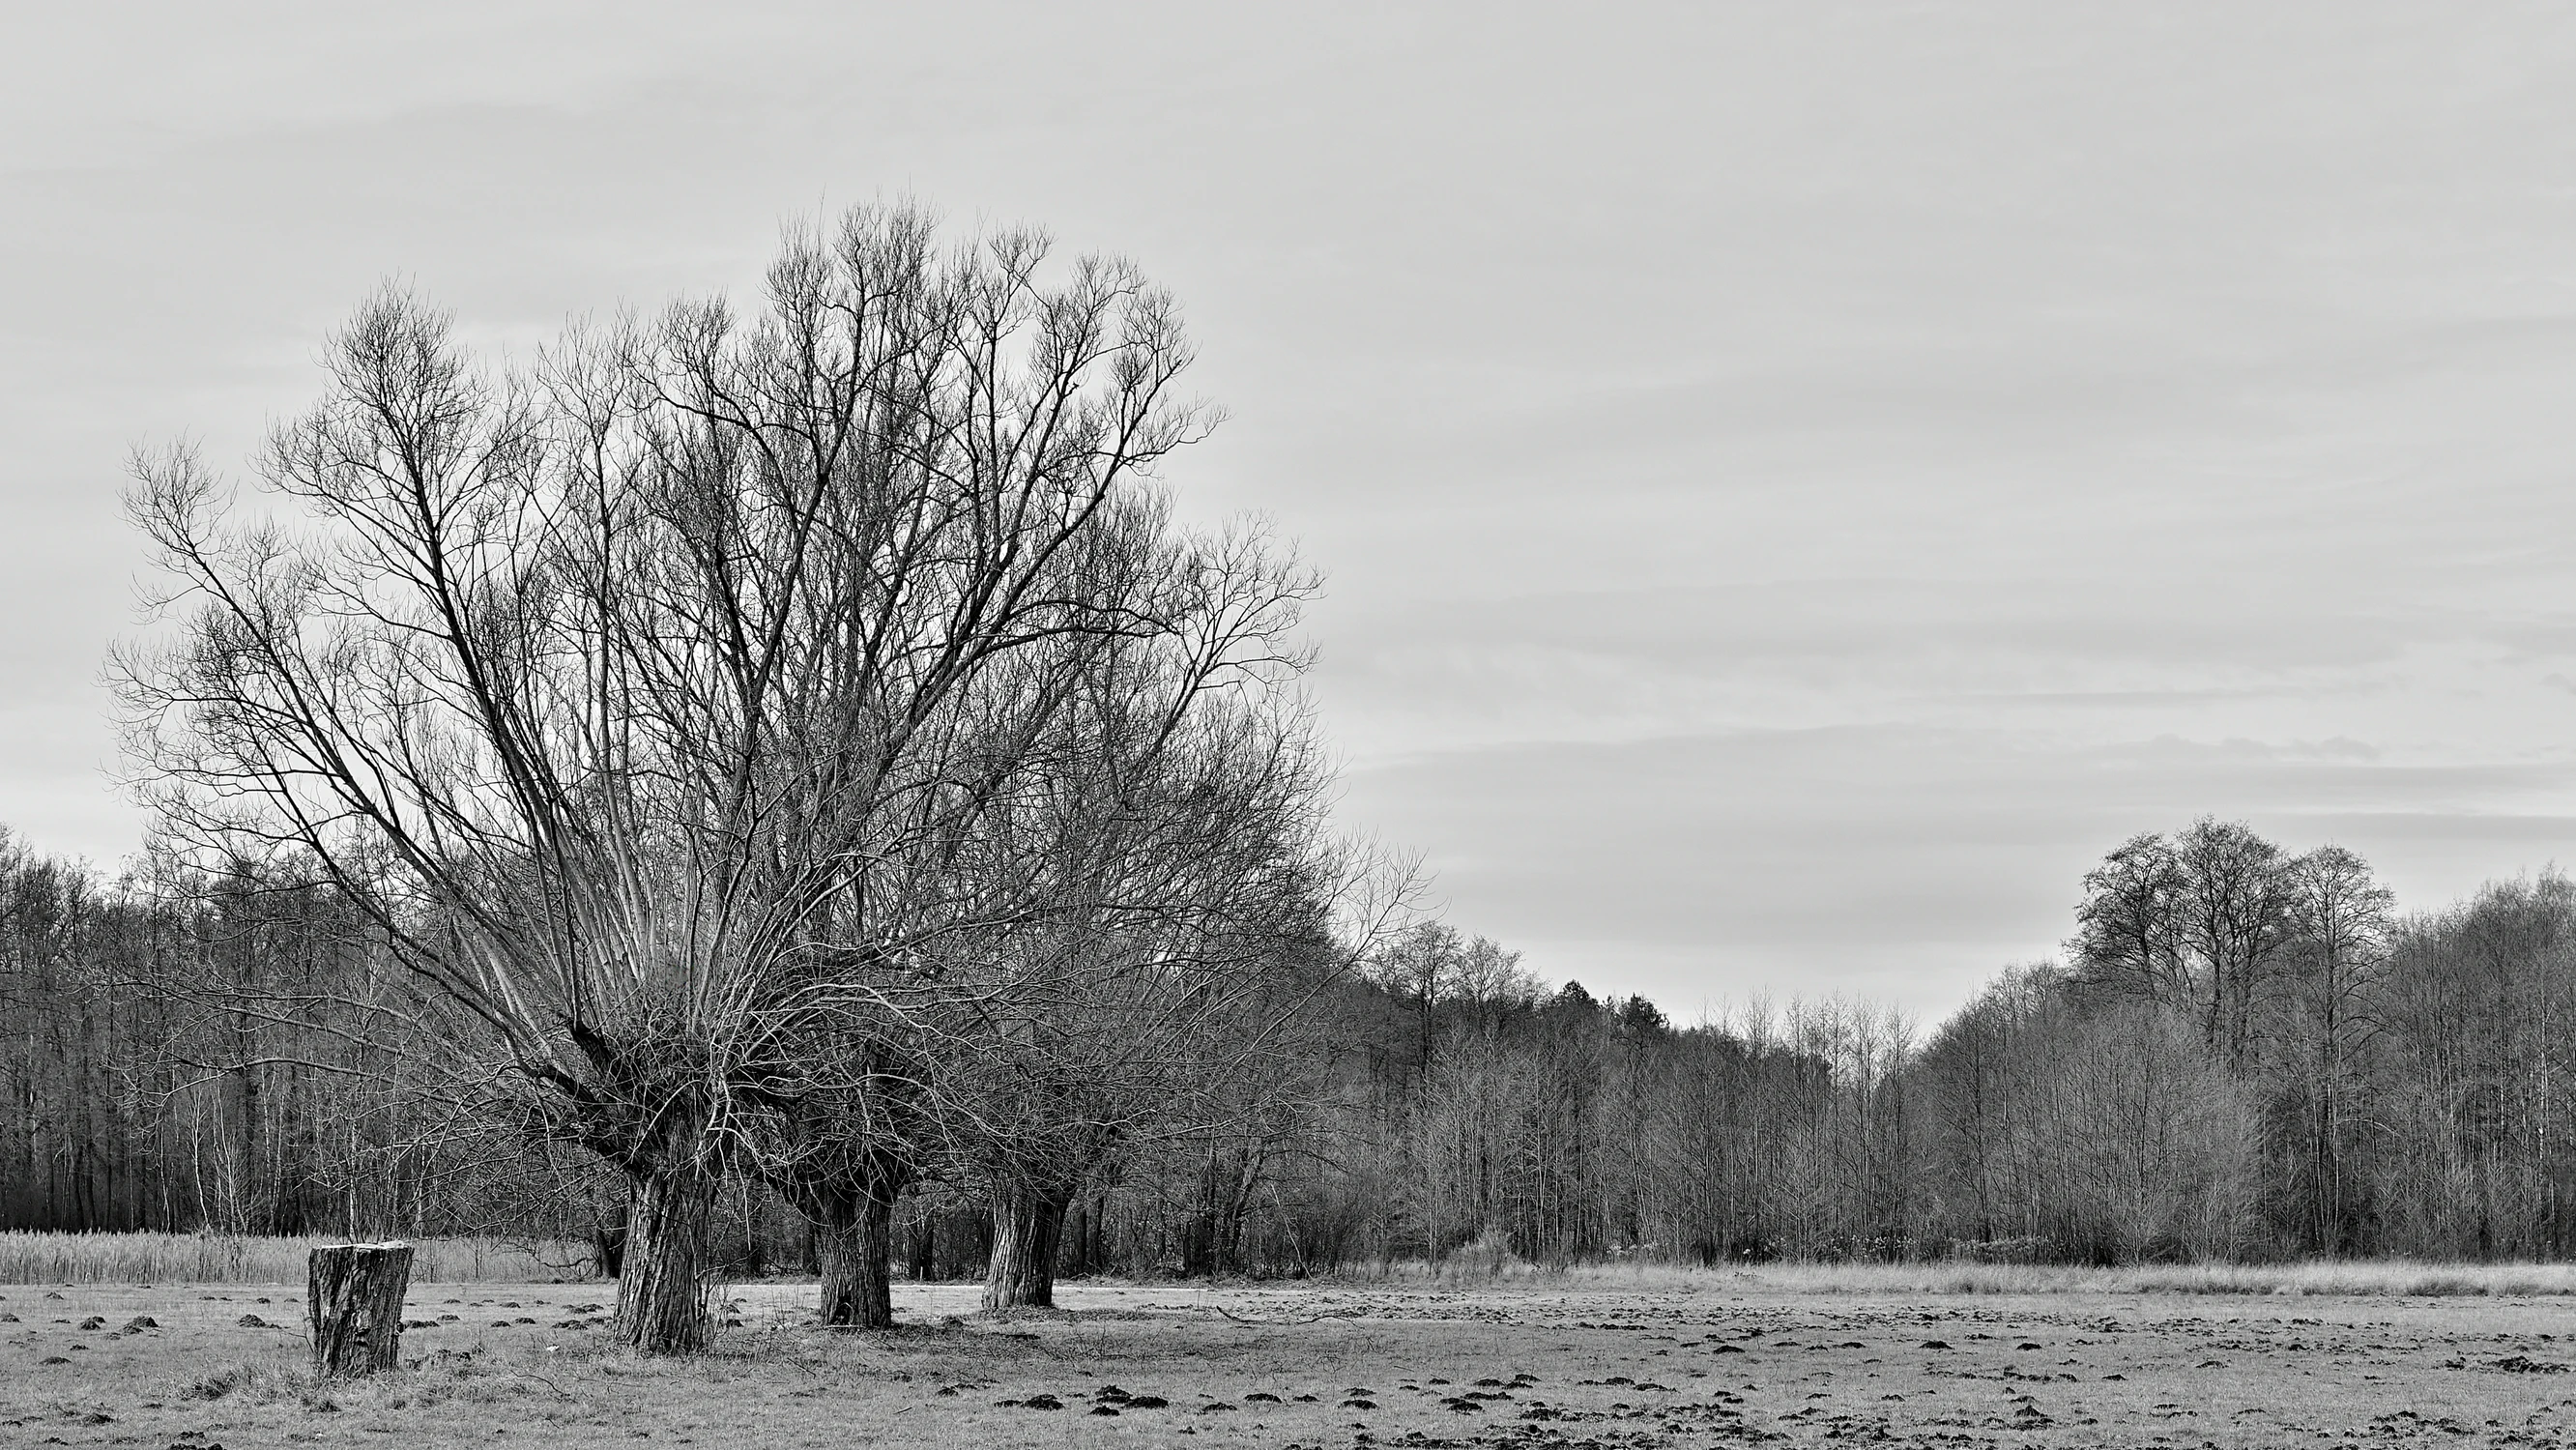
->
[14,800,2576,1293]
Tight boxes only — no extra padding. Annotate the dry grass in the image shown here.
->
[0,1231,592,1286]
[1353,1255,2576,1297]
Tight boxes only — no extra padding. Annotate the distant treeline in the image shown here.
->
[0,828,592,1240]
[6,815,2570,1269]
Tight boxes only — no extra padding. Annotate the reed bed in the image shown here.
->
[1391,1256,2576,1296]
[0,1231,592,1285]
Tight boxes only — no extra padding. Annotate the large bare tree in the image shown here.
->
[115,204,1211,1349]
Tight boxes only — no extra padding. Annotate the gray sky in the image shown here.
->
[8,2,2576,1020]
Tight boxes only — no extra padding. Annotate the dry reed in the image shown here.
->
[1369,1257,2576,1296]
[0,1231,592,1285]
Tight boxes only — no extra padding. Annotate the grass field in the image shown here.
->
[12,1266,2576,1448]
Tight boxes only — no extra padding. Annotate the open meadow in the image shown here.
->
[13,1261,2576,1448]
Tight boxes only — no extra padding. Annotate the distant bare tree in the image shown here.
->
[2174,819,2299,1073]
[2070,834,2188,1012]
[1373,922,1463,1076]
[2280,844,2393,1252]
[2073,818,2298,1072]
[1916,965,2058,1247]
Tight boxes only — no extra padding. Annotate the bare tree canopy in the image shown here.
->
[112,205,1248,1349]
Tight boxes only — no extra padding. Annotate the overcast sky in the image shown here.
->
[8,3,2576,1021]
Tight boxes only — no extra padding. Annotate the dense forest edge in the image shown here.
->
[8,812,2564,1276]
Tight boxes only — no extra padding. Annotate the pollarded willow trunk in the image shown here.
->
[813,1181,902,1328]
[983,1185,1069,1312]
[616,1154,719,1352]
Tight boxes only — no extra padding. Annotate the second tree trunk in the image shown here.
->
[813,1184,900,1328]
[983,1185,1068,1311]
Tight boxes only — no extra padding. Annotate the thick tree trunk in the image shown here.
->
[814,1186,899,1328]
[617,1158,718,1353]
[308,1241,413,1377]
[982,1185,1067,1311]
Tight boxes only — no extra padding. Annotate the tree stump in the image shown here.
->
[308,1242,414,1377]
